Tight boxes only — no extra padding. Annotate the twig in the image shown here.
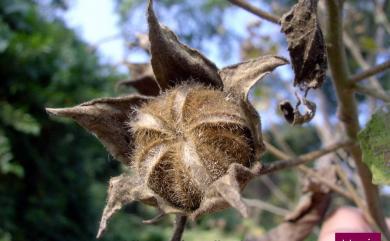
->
[374,0,390,34]
[228,0,280,25]
[354,84,390,102]
[299,165,354,200]
[169,215,187,241]
[269,125,296,157]
[264,141,355,201]
[343,32,387,95]
[264,140,290,160]
[261,176,294,209]
[269,122,350,200]
[350,60,390,82]
[260,141,353,175]
[324,1,390,240]
[89,33,122,52]
[265,129,303,203]
[243,198,290,216]
[334,164,376,227]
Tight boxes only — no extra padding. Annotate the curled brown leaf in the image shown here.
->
[245,166,336,241]
[280,0,327,90]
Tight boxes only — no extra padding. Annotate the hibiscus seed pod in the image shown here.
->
[46,0,288,238]
[130,84,257,211]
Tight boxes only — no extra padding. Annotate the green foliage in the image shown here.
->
[0,1,124,240]
[0,102,41,135]
[358,106,390,185]
[0,131,24,177]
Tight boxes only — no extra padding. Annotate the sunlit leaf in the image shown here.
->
[0,132,24,177]
[358,106,390,185]
[359,36,377,53]
[0,102,41,135]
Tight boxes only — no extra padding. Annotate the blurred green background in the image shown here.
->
[0,0,389,241]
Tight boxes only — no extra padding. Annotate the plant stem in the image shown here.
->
[243,198,290,216]
[354,84,390,102]
[169,215,187,241]
[350,60,390,82]
[324,1,390,239]
[264,141,355,201]
[260,141,352,174]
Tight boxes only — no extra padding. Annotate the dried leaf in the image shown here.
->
[279,101,295,124]
[279,96,316,125]
[147,0,223,90]
[284,193,313,221]
[358,105,390,185]
[117,63,160,96]
[219,55,288,99]
[46,95,151,165]
[280,0,327,90]
[216,182,249,218]
[245,166,335,241]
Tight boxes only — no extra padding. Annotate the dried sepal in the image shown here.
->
[147,0,223,90]
[117,63,160,96]
[190,162,262,220]
[142,211,165,224]
[97,174,155,238]
[46,95,151,165]
[280,0,327,90]
[219,56,288,100]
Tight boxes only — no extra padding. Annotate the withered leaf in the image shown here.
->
[245,166,335,241]
[46,95,151,165]
[219,55,288,99]
[279,101,295,124]
[117,63,160,96]
[280,0,327,90]
[279,96,316,125]
[147,0,223,90]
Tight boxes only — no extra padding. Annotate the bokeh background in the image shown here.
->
[0,0,389,241]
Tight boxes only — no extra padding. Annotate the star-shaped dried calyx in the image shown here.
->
[46,0,287,238]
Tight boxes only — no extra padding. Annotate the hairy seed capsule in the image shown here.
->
[130,84,255,211]
[45,1,288,236]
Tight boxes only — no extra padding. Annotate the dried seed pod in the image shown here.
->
[46,0,287,238]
